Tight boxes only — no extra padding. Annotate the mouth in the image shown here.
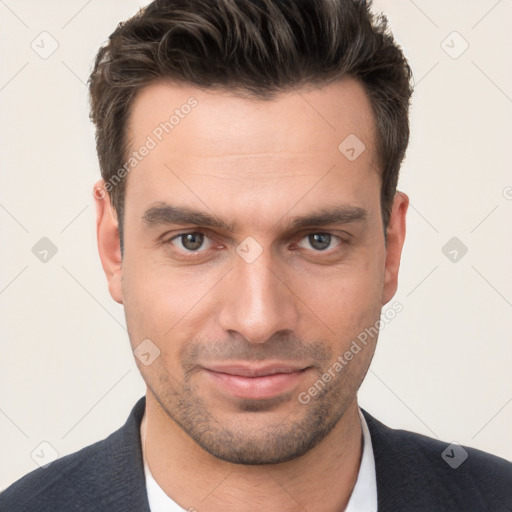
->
[201,363,311,400]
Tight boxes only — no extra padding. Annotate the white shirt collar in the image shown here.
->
[345,409,378,512]
[141,408,377,511]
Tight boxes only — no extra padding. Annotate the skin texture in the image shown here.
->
[94,78,408,511]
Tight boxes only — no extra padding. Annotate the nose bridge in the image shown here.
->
[218,244,298,343]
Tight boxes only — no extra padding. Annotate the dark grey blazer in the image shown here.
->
[1,396,511,511]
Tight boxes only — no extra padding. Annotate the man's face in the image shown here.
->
[97,78,407,464]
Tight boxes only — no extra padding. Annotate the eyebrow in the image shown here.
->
[286,206,367,230]
[142,203,236,231]
[141,202,367,233]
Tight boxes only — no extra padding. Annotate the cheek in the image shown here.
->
[121,267,187,383]
[287,260,385,370]
[297,255,384,324]
[121,251,172,346]
[121,251,219,350]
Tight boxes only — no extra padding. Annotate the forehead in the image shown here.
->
[127,78,377,161]
[123,78,380,226]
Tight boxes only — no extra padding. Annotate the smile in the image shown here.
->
[202,363,311,400]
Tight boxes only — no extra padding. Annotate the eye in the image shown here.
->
[169,232,212,252]
[296,233,341,251]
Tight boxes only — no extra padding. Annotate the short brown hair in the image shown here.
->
[88,0,412,250]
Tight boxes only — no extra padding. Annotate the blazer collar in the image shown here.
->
[114,399,436,511]
[361,409,437,511]
[97,396,150,512]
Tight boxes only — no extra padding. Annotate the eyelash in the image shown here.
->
[163,231,349,257]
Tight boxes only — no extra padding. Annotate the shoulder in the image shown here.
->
[0,434,114,511]
[0,397,149,512]
[362,409,512,511]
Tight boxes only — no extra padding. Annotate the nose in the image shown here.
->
[217,246,299,344]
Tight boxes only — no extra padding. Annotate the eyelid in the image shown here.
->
[162,229,351,254]
[161,228,213,243]
[167,231,215,252]
[294,232,347,251]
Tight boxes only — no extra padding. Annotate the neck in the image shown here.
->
[142,391,363,512]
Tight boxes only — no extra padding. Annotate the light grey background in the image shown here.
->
[1,0,511,490]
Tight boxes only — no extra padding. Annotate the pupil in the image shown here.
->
[310,233,330,250]
[183,233,203,250]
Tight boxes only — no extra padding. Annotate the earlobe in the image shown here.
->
[93,180,124,304]
[382,191,409,305]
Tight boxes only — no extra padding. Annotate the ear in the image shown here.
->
[382,191,408,305]
[93,180,123,304]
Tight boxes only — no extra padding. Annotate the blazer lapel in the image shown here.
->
[361,409,437,512]
[87,396,151,512]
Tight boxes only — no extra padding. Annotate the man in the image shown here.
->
[1,0,511,510]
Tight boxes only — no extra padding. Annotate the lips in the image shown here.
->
[202,363,310,400]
